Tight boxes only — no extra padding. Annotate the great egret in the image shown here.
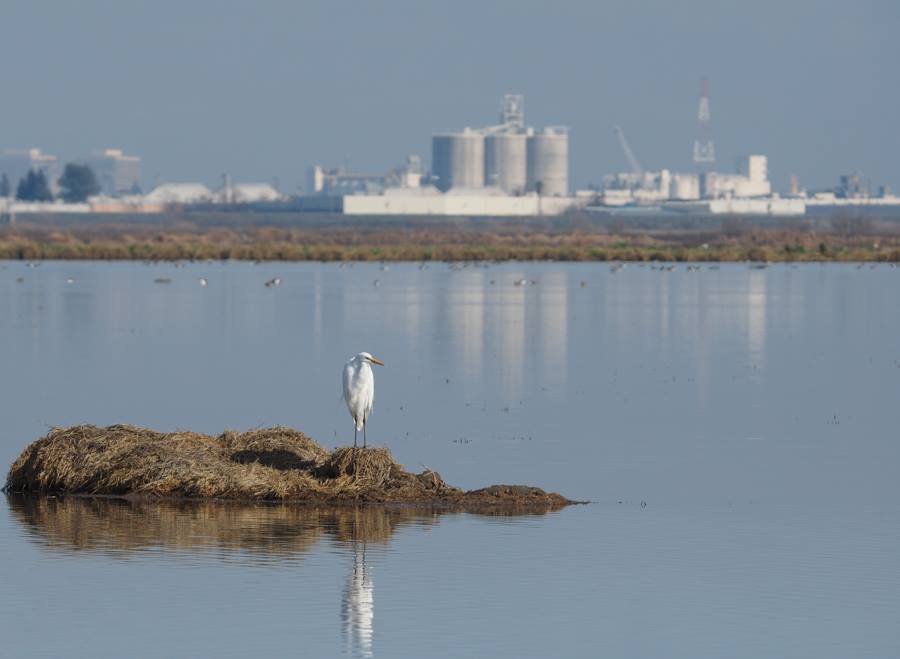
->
[342,352,385,448]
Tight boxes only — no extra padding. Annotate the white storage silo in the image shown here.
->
[484,132,527,194]
[431,129,485,192]
[527,127,568,196]
[669,173,700,200]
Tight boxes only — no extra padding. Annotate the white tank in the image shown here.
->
[669,173,700,200]
[484,132,527,194]
[432,130,485,192]
[527,127,568,196]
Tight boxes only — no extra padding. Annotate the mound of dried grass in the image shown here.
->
[5,425,574,508]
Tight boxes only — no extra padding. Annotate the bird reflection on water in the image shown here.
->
[342,541,374,658]
[6,494,560,657]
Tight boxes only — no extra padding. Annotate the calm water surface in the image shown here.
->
[1,260,898,658]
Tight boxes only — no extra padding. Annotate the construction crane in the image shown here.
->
[614,125,643,176]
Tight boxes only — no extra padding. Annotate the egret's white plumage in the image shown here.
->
[342,352,384,447]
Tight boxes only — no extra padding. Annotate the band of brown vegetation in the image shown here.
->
[1,213,898,262]
[4,425,576,509]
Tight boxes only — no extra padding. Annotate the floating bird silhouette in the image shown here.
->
[342,352,384,448]
[265,277,282,288]
[199,278,208,287]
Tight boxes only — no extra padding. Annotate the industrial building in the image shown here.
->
[700,155,771,198]
[84,149,142,196]
[306,155,423,195]
[835,174,868,199]
[601,158,771,205]
[337,188,576,216]
[144,183,213,205]
[431,95,569,196]
[597,84,780,212]
[0,148,60,194]
[215,179,283,204]
[300,95,576,216]
[669,197,806,216]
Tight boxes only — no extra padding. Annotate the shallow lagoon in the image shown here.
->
[2,261,898,658]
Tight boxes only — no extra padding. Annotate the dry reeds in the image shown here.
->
[5,424,574,509]
[2,213,899,262]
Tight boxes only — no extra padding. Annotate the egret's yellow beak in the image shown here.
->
[368,356,385,366]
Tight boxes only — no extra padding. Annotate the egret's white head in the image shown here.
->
[356,352,385,366]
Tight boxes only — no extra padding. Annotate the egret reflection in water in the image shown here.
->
[6,494,561,657]
[342,541,374,658]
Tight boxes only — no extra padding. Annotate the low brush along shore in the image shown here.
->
[1,212,899,262]
[4,425,578,509]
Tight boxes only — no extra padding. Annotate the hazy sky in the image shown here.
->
[2,0,897,192]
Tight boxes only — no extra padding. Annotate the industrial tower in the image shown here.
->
[692,78,715,170]
[500,94,525,129]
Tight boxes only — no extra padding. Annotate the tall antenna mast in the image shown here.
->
[693,78,715,170]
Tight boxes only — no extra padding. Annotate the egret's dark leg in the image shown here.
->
[354,425,358,448]
[363,420,367,448]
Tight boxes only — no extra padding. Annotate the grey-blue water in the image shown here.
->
[1,260,898,658]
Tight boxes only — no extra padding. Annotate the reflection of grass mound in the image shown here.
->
[6,495,440,555]
[5,425,575,508]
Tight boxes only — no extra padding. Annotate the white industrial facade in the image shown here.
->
[340,189,578,216]
[668,198,806,215]
[701,155,771,198]
[601,155,771,206]
[144,183,213,204]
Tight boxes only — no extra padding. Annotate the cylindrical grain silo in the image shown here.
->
[431,129,485,192]
[484,132,527,194]
[526,127,569,196]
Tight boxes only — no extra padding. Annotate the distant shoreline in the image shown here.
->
[1,211,898,263]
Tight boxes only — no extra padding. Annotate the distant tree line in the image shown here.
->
[0,163,100,202]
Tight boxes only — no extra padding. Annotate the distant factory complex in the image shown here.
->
[300,89,897,217]
[1,86,898,219]
[301,95,576,216]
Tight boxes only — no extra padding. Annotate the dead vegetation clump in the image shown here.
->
[5,424,575,509]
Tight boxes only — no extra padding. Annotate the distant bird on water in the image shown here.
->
[342,352,385,448]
